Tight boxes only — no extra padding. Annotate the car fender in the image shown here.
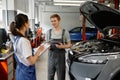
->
[96,59,120,80]
[108,67,120,80]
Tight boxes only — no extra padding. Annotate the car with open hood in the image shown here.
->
[67,1,120,80]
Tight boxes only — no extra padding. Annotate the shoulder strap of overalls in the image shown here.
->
[14,36,21,64]
[62,29,65,43]
[49,29,52,40]
[14,36,21,53]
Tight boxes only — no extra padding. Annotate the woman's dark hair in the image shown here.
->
[10,13,28,37]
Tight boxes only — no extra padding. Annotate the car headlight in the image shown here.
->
[78,57,108,64]
[78,52,120,64]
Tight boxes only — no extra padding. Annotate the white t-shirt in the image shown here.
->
[15,37,32,66]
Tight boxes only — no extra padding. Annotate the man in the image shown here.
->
[46,14,71,80]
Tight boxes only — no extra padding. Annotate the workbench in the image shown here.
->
[0,52,14,80]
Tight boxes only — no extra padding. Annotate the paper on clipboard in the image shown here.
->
[34,41,50,56]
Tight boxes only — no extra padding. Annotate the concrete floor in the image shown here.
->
[35,50,70,80]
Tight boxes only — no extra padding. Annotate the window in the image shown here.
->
[0,1,3,28]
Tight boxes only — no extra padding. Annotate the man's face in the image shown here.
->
[50,17,60,28]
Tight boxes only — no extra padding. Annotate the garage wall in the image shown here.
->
[17,0,28,13]
[38,5,83,33]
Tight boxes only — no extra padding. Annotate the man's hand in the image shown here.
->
[56,43,64,49]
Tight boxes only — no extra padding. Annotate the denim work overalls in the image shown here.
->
[48,29,66,80]
[14,36,36,80]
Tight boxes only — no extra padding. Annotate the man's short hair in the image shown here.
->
[50,14,61,21]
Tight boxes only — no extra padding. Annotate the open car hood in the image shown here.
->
[80,1,120,37]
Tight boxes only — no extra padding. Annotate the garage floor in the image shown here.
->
[35,50,70,80]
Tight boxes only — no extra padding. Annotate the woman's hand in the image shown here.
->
[37,45,44,53]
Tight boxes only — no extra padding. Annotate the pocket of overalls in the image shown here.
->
[22,65,35,79]
[27,65,35,74]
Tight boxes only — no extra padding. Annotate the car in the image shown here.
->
[69,27,97,41]
[67,1,120,80]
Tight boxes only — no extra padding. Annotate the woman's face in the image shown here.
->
[25,20,30,30]
[50,17,60,28]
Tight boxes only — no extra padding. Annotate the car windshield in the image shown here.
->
[70,27,97,33]
[86,27,97,32]
[70,27,81,32]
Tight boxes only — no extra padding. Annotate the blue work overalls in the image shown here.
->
[48,29,66,80]
[14,36,36,80]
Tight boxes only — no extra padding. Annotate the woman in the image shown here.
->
[10,13,44,80]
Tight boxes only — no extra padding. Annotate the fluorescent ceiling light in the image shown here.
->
[54,0,93,2]
[54,0,86,3]
[54,3,81,6]
[53,0,93,6]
